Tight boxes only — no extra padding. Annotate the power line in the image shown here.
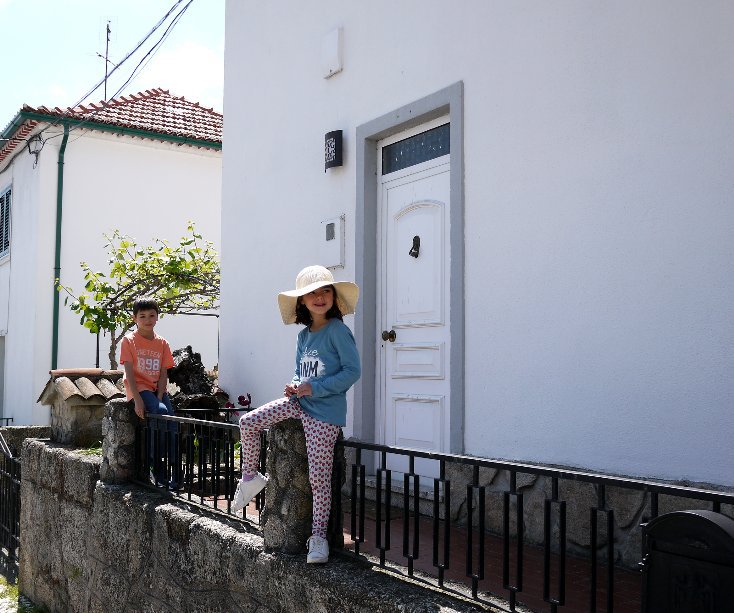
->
[8,0,194,153]
[70,0,187,109]
[65,0,195,147]
[100,1,193,108]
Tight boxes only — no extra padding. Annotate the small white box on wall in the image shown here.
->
[321,27,343,79]
[319,215,345,269]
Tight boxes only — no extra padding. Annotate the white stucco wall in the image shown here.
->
[0,128,222,425]
[54,131,222,371]
[0,141,55,424]
[220,1,734,486]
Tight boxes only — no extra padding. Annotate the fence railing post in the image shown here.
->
[100,398,137,484]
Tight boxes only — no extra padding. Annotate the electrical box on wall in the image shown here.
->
[321,27,343,79]
[319,215,345,269]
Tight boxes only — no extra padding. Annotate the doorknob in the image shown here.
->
[381,329,397,342]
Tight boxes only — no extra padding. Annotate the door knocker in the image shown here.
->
[408,235,420,258]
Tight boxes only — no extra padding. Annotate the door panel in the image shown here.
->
[391,342,444,379]
[378,155,450,480]
[391,201,444,326]
[389,394,444,478]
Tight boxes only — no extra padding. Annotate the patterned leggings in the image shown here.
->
[238,396,341,539]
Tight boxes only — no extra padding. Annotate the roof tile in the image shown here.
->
[37,370,126,405]
[1,88,222,167]
[42,87,224,143]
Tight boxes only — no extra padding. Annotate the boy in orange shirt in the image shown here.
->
[120,297,178,488]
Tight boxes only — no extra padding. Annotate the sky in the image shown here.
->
[0,0,224,130]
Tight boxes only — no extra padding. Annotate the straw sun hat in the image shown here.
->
[277,265,359,325]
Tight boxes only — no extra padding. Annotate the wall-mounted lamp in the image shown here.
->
[325,130,343,172]
[26,134,43,167]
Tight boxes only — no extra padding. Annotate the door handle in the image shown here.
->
[381,329,397,342]
[409,235,420,258]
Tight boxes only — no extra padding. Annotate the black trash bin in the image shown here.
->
[640,509,734,612]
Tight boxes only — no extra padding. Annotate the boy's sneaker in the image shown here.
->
[231,473,268,512]
[306,535,329,564]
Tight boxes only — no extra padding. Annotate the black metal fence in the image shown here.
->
[0,433,21,581]
[134,414,267,517]
[130,416,734,612]
[339,440,734,613]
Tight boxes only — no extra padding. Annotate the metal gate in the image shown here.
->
[0,433,20,580]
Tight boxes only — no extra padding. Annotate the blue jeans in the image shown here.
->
[142,391,179,484]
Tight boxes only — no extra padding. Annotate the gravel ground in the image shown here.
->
[0,582,17,612]
[0,594,15,612]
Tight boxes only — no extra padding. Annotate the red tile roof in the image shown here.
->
[0,119,39,166]
[26,88,222,143]
[0,88,221,166]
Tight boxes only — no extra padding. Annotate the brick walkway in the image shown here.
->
[343,511,641,613]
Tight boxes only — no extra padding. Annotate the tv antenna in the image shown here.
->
[95,21,118,101]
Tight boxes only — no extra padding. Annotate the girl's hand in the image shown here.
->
[134,398,146,420]
[284,383,298,397]
[295,382,312,398]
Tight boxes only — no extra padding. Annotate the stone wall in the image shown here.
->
[0,426,51,456]
[19,439,498,612]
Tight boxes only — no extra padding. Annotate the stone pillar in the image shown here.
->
[100,398,137,484]
[261,418,345,553]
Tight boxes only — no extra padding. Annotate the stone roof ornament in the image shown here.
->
[37,369,125,446]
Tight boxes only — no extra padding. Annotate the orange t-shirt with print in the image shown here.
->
[119,331,175,400]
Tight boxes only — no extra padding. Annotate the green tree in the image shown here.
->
[57,223,220,369]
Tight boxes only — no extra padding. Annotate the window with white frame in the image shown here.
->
[0,187,10,258]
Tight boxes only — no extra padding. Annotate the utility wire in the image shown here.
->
[64,0,194,146]
[8,0,193,152]
[49,0,193,145]
[70,0,187,109]
[111,1,193,98]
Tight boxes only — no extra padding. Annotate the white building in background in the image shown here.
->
[0,88,222,425]
[219,2,734,487]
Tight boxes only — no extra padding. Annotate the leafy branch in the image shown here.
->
[57,223,220,369]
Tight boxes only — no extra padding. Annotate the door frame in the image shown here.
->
[354,81,465,453]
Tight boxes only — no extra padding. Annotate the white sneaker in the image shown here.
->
[231,473,268,512]
[306,535,329,564]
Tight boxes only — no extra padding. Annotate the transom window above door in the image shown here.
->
[381,123,450,175]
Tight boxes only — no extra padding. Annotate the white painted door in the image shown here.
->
[377,124,451,480]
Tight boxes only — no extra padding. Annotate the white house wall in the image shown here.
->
[0,139,55,424]
[220,1,734,486]
[54,130,222,371]
[2,128,222,424]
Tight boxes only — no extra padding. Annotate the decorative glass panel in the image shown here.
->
[382,123,450,175]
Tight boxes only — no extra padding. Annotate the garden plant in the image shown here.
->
[57,223,220,369]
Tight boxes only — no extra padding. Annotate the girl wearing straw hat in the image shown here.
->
[231,265,361,564]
